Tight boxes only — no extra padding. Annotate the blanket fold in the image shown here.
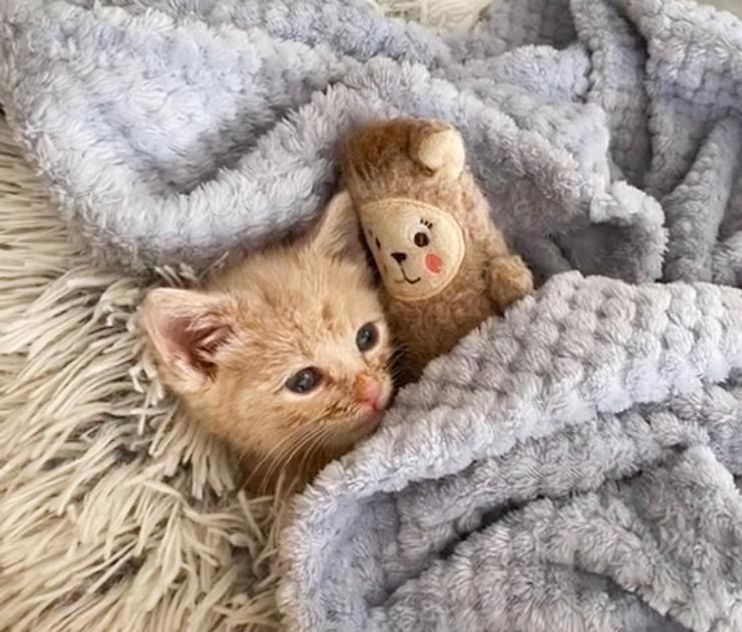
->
[276,271,742,631]
[4,0,742,630]
[1,0,668,282]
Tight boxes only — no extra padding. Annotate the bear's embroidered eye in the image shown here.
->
[414,232,430,248]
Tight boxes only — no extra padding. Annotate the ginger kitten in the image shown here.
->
[140,193,394,494]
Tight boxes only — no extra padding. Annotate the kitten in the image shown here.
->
[140,193,394,494]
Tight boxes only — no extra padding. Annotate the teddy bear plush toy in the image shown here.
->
[341,117,534,382]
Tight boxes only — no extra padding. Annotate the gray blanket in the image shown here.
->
[3,0,742,630]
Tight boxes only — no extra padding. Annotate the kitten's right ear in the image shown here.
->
[139,288,236,394]
[306,191,366,264]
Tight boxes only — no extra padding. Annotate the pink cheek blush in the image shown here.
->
[425,252,443,274]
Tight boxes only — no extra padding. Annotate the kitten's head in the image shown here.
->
[140,193,393,486]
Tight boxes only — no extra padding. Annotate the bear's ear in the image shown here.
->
[412,123,465,180]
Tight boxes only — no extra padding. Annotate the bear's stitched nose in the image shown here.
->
[391,252,407,264]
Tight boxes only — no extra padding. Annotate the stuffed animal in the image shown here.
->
[341,117,534,382]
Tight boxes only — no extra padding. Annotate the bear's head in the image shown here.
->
[342,118,470,302]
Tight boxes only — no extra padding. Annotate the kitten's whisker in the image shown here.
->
[246,424,310,490]
[246,432,294,483]
[297,426,332,475]
[393,340,409,351]
[297,427,343,485]
[265,425,326,490]
[287,424,328,470]
[291,438,321,484]
[265,423,323,476]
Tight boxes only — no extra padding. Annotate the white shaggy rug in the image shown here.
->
[1,0,739,630]
[0,2,490,630]
[0,113,288,630]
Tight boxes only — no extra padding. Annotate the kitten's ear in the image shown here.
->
[307,191,366,263]
[139,288,236,394]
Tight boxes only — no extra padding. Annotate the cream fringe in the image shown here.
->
[0,1,486,629]
[0,119,288,631]
[380,0,491,30]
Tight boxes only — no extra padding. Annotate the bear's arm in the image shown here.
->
[483,231,534,313]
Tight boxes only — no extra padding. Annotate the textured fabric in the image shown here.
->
[4,0,742,631]
[0,0,667,282]
[280,272,742,631]
[3,1,741,285]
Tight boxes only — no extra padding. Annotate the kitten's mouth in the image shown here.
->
[357,396,389,427]
[352,381,392,436]
[357,411,383,435]
[362,410,382,424]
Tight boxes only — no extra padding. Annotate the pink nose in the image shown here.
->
[353,373,382,408]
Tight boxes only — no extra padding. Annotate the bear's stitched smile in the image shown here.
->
[393,264,421,285]
[389,253,422,285]
[398,269,421,285]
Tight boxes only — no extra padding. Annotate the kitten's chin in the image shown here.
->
[328,410,383,449]
[357,409,384,433]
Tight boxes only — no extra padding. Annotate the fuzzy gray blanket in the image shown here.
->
[3,0,742,630]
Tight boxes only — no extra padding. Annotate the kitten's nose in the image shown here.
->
[353,373,382,409]
[391,252,407,264]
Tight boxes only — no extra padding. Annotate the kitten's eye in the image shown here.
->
[356,322,379,352]
[285,367,322,394]
[413,232,430,248]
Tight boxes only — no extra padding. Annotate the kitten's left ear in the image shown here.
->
[307,191,366,264]
[139,288,237,394]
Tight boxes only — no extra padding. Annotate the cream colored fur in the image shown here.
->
[139,193,393,495]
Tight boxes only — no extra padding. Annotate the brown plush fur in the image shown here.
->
[342,118,533,381]
[140,194,394,494]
